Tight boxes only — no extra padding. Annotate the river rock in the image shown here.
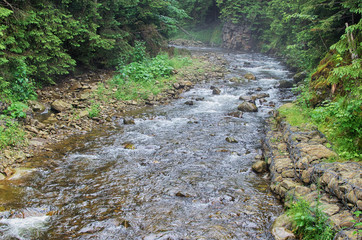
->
[237,102,258,112]
[253,93,270,99]
[28,100,46,112]
[293,71,307,83]
[123,117,135,125]
[239,95,255,102]
[278,80,294,88]
[212,88,221,95]
[226,137,238,143]
[244,73,256,80]
[227,112,243,118]
[252,161,267,173]
[185,101,194,106]
[271,227,296,240]
[51,100,72,112]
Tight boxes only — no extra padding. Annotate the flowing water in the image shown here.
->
[0,47,295,239]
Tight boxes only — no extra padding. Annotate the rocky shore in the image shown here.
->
[0,52,228,179]
[259,104,362,240]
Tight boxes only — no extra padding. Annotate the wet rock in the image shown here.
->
[253,93,270,99]
[229,77,242,82]
[123,117,135,125]
[212,88,221,95]
[195,97,204,101]
[237,102,258,112]
[226,137,238,143]
[278,80,294,88]
[239,95,255,102]
[252,161,267,173]
[293,71,307,84]
[244,62,252,67]
[28,100,46,113]
[51,100,72,112]
[185,101,194,106]
[123,143,135,149]
[227,112,243,118]
[244,73,256,80]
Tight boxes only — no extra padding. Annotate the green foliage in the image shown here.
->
[110,53,191,101]
[0,115,26,149]
[287,199,335,240]
[117,54,174,83]
[4,102,29,119]
[0,0,188,89]
[352,211,362,236]
[88,102,101,118]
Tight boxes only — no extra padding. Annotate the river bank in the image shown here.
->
[261,104,362,240]
[0,51,228,179]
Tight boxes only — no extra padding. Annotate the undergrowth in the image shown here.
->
[287,199,335,240]
[0,115,26,149]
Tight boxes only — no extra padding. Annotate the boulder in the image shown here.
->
[252,161,267,173]
[227,112,243,118]
[185,101,194,106]
[51,100,72,112]
[123,117,135,125]
[278,80,294,88]
[28,100,46,113]
[212,88,221,95]
[293,71,307,84]
[253,93,270,99]
[226,137,238,143]
[239,95,255,102]
[244,73,256,80]
[237,102,258,112]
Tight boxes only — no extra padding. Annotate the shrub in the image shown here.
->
[287,199,335,240]
[0,115,26,149]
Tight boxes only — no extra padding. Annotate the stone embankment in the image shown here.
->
[259,105,362,240]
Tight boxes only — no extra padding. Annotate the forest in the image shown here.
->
[0,0,361,158]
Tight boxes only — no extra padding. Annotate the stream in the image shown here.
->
[0,47,295,239]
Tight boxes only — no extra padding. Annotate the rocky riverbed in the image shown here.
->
[0,52,228,179]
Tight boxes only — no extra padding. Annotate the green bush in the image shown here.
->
[287,199,335,240]
[88,102,101,118]
[0,115,26,149]
[4,102,29,119]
